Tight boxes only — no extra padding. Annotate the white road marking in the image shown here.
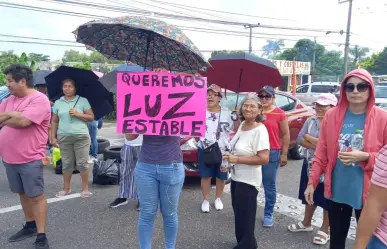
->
[0,193,81,214]
[216,184,357,240]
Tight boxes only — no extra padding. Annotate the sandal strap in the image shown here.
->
[315,230,329,239]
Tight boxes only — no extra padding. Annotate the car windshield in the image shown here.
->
[220,93,247,111]
[375,86,387,98]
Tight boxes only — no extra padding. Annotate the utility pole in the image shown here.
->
[340,0,353,75]
[311,37,317,82]
[244,24,260,53]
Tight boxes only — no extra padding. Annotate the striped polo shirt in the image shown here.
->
[371,145,387,246]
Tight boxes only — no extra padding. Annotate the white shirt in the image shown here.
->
[199,110,234,152]
[124,134,143,146]
[230,123,270,188]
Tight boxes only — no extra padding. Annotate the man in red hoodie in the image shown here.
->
[304,69,387,249]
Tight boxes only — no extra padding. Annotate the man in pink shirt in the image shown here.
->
[0,64,51,249]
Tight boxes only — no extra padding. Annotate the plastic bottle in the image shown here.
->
[351,129,364,151]
[350,129,363,167]
[221,147,230,170]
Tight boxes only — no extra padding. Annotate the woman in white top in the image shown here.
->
[224,94,270,249]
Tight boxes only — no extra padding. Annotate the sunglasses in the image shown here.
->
[258,94,272,99]
[344,82,370,93]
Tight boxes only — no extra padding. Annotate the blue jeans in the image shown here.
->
[134,161,185,249]
[262,150,281,218]
[369,235,387,249]
[87,120,98,158]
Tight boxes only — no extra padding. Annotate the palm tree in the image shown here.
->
[350,45,370,66]
[262,40,285,58]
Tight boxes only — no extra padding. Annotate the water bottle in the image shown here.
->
[221,148,230,170]
[350,129,363,167]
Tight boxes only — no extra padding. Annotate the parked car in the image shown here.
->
[0,86,10,103]
[181,90,314,177]
[296,82,340,106]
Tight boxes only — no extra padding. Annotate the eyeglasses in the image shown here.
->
[242,104,259,110]
[258,94,272,100]
[207,93,220,97]
[344,82,370,93]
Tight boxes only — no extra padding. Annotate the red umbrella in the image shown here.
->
[200,52,283,93]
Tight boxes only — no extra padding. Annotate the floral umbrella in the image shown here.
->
[73,16,209,72]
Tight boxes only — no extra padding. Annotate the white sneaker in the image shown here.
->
[201,200,210,213]
[88,156,97,164]
[214,198,223,211]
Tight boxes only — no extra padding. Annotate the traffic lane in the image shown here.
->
[0,179,354,249]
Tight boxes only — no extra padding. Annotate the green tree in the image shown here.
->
[62,50,89,63]
[349,45,370,67]
[73,61,92,70]
[28,53,50,62]
[262,40,285,58]
[316,51,344,77]
[275,48,298,60]
[372,48,387,75]
[62,50,123,64]
[0,51,38,85]
[294,39,325,62]
[358,53,378,72]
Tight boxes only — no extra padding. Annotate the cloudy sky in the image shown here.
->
[0,0,386,61]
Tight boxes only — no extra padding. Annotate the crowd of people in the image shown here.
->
[2,63,387,249]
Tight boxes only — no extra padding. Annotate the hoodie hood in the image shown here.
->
[338,68,375,111]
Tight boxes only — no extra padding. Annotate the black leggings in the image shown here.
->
[231,180,258,249]
[327,200,362,249]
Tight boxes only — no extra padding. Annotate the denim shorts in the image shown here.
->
[197,148,228,180]
[368,235,387,249]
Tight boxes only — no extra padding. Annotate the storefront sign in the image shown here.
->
[270,60,311,75]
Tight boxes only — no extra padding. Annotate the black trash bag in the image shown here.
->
[55,159,81,175]
[92,159,120,185]
[55,159,63,175]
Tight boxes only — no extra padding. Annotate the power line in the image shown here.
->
[136,0,298,21]
[0,3,347,46]
[0,39,282,53]
[36,0,345,33]
[3,2,380,50]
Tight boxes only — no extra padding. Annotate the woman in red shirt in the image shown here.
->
[257,85,290,227]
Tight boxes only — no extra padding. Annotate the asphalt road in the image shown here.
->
[0,123,355,249]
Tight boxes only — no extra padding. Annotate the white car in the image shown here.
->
[296,82,340,106]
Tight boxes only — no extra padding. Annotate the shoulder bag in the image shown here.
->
[202,110,223,167]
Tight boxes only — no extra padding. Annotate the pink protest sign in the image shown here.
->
[116,72,207,137]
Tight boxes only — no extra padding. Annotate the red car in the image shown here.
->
[180,90,314,177]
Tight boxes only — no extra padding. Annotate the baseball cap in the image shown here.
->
[258,85,275,96]
[313,93,338,106]
[207,84,223,97]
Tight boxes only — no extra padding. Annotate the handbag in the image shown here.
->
[202,110,223,167]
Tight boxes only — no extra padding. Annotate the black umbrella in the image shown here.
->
[45,66,114,120]
[33,70,52,86]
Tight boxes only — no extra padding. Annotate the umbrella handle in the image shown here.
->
[231,110,239,121]
[70,96,81,123]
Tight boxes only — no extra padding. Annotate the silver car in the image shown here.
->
[296,82,340,106]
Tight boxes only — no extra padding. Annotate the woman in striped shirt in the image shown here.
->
[353,145,387,249]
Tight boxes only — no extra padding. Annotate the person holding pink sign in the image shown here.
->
[128,68,185,249]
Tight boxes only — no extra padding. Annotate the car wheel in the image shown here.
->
[289,144,304,160]
[103,146,122,161]
[97,138,110,154]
